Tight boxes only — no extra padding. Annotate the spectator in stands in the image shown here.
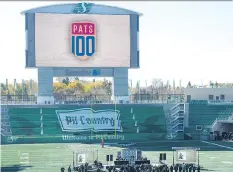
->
[60,167,65,172]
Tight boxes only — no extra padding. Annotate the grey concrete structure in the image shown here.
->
[37,67,129,104]
[184,88,233,102]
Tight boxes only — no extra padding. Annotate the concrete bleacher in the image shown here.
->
[185,100,233,139]
[4,104,167,144]
[1,106,12,137]
[189,102,233,126]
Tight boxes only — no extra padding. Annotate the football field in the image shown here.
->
[1,140,233,172]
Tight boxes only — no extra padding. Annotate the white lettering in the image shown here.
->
[62,135,124,141]
[73,25,78,32]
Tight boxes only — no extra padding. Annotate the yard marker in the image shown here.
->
[91,103,93,136]
[40,108,43,135]
[114,98,117,136]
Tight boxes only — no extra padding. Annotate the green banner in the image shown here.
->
[3,104,167,144]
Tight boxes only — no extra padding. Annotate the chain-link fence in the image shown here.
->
[1,94,185,104]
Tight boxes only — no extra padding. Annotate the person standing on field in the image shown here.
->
[68,165,72,172]
[61,167,65,172]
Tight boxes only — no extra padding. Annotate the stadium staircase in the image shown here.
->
[1,106,12,136]
[165,103,185,140]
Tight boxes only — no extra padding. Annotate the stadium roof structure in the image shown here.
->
[20,3,143,16]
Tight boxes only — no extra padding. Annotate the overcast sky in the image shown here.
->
[0,1,232,86]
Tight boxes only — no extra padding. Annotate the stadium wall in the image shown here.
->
[1,104,167,144]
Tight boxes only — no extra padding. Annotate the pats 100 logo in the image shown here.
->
[71,22,96,60]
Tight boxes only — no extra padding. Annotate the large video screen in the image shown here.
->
[35,14,130,67]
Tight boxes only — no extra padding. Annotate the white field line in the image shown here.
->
[201,141,233,150]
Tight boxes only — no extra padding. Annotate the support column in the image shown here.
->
[37,68,54,104]
[112,68,129,103]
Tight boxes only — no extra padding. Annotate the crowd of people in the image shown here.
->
[60,165,72,172]
[222,132,233,141]
[116,157,148,161]
[61,162,201,172]
[105,164,201,172]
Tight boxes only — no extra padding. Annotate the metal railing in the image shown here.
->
[1,94,185,105]
[208,100,233,104]
[166,103,185,138]
[0,95,37,104]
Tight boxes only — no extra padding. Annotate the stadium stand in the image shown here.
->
[2,104,167,144]
[2,93,233,143]
[164,100,233,140]
[189,101,233,125]
[1,106,12,136]
[185,100,233,140]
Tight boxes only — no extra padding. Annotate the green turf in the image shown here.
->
[1,141,233,172]
[209,141,233,147]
